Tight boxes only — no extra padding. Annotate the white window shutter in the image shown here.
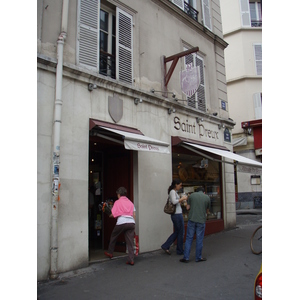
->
[253,93,262,119]
[202,0,212,30]
[77,0,99,70]
[195,55,206,112]
[254,44,262,75]
[171,0,184,10]
[240,0,251,27]
[184,48,206,112]
[116,8,133,85]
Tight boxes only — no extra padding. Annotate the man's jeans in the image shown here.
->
[183,220,206,261]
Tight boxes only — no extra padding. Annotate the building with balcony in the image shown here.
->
[37,0,261,280]
[220,0,262,209]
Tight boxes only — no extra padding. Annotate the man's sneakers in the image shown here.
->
[126,261,134,266]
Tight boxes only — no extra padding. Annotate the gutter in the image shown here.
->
[50,0,69,280]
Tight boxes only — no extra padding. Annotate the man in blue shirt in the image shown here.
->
[180,186,210,263]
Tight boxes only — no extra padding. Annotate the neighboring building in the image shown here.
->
[37,0,261,280]
[220,0,262,209]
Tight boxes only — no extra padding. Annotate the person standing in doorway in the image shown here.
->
[180,186,210,263]
[104,187,136,266]
[161,179,187,255]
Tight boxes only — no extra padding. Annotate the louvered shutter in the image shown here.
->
[254,44,262,76]
[171,0,184,10]
[240,0,251,27]
[202,0,212,30]
[116,8,133,85]
[195,56,206,112]
[253,93,262,119]
[185,53,196,109]
[77,0,99,70]
[184,50,206,112]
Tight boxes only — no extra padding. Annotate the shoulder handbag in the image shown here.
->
[164,196,176,215]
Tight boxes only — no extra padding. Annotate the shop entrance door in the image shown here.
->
[103,151,133,252]
[88,136,133,261]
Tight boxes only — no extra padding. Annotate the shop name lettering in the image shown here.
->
[137,143,159,151]
[174,116,219,140]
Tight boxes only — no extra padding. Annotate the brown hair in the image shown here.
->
[116,187,127,196]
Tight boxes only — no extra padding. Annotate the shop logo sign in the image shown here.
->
[108,95,123,123]
[180,63,200,97]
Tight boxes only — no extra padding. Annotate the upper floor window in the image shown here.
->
[77,0,133,85]
[184,49,206,112]
[99,9,116,78]
[250,1,262,27]
[240,0,262,27]
[254,44,262,75]
[170,0,211,30]
[253,92,262,119]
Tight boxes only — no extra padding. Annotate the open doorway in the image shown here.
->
[88,134,133,262]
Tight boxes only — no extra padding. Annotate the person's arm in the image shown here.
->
[133,211,136,221]
[170,190,187,205]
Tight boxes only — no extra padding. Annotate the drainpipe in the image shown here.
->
[50,0,69,280]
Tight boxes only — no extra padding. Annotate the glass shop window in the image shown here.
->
[172,151,222,221]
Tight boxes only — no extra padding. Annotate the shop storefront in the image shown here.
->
[172,137,225,235]
[87,115,262,262]
[88,118,171,261]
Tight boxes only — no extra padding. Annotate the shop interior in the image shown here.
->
[88,133,133,262]
[172,148,223,222]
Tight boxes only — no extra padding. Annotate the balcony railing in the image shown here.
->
[251,20,262,27]
[99,50,116,79]
[184,1,198,21]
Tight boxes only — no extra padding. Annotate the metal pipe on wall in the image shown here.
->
[50,0,69,280]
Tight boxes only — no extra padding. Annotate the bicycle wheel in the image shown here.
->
[250,225,262,255]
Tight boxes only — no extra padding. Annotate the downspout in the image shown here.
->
[50,0,69,280]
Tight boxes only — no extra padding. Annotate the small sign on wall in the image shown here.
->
[251,175,261,185]
[224,128,231,142]
[221,100,226,110]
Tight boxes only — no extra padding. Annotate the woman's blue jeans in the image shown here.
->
[161,213,184,254]
[183,220,206,261]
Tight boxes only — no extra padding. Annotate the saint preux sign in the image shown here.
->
[173,116,230,142]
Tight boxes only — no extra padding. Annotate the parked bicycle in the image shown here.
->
[250,225,262,255]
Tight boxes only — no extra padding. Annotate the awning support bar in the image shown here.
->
[181,144,236,166]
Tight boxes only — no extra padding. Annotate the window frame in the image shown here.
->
[183,48,207,112]
[253,43,262,76]
[77,0,133,84]
[249,1,262,27]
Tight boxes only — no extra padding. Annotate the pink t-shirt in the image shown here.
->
[111,196,134,218]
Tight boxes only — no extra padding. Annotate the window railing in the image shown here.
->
[251,20,262,27]
[99,50,116,79]
[184,1,198,21]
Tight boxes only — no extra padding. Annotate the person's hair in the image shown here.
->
[196,186,205,193]
[116,187,127,196]
[168,179,182,194]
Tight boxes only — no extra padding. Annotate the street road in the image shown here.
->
[37,212,262,300]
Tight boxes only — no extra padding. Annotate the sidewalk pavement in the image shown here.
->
[37,215,262,300]
[236,208,262,215]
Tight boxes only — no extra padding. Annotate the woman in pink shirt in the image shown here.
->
[104,187,136,265]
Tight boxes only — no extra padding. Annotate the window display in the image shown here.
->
[172,152,222,221]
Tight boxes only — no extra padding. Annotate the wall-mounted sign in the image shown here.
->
[180,63,200,97]
[173,116,219,140]
[221,100,226,110]
[224,128,231,142]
